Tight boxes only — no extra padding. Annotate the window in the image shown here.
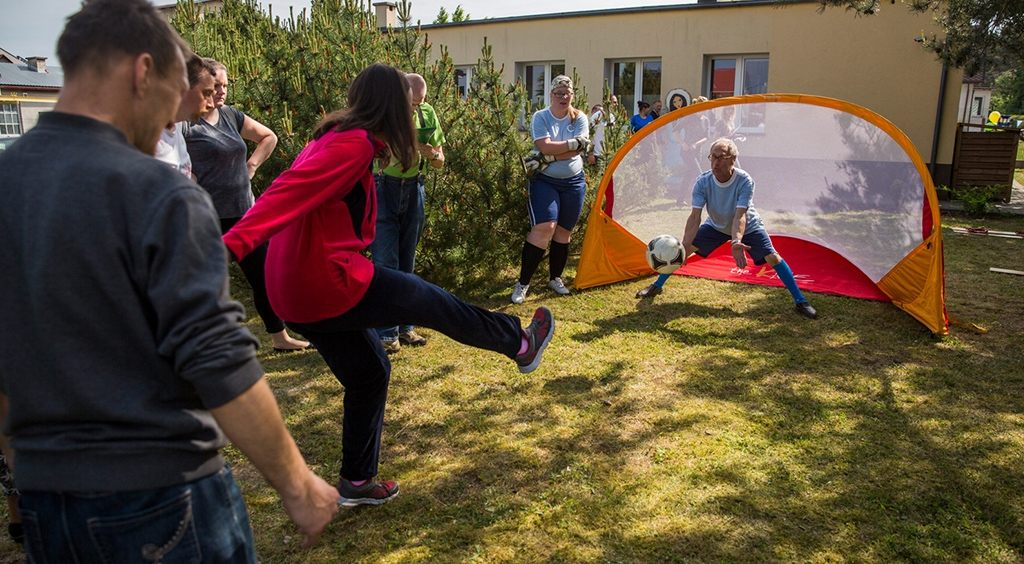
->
[610,59,661,116]
[0,104,21,136]
[517,62,565,110]
[706,55,769,99]
[972,96,984,116]
[455,66,474,99]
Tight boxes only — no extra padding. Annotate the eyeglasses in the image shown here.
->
[709,153,735,162]
[551,91,573,99]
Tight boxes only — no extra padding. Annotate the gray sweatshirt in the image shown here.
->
[0,112,264,492]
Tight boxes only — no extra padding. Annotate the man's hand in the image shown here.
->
[567,136,593,155]
[524,150,556,177]
[417,142,435,161]
[731,239,751,269]
[279,470,340,548]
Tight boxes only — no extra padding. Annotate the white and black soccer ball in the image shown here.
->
[645,235,685,274]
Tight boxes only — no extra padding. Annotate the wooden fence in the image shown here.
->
[950,123,1021,202]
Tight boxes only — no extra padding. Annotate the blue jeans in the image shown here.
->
[19,465,257,564]
[369,173,425,341]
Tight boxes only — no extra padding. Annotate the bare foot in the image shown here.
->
[271,330,310,351]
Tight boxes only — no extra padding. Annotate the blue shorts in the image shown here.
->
[528,171,586,230]
[692,224,777,265]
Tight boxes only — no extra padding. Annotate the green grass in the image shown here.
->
[2,212,1023,563]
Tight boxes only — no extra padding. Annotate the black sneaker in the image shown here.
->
[337,478,400,507]
[514,306,555,374]
[795,302,818,319]
[635,284,663,299]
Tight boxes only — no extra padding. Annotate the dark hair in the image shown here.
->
[312,63,417,172]
[670,93,687,108]
[57,0,189,79]
[637,101,650,110]
[186,55,215,88]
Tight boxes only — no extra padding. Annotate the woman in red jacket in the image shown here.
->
[224,63,555,507]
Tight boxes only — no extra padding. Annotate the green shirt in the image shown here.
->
[381,101,446,178]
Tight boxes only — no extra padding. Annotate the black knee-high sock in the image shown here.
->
[519,241,546,286]
[549,241,570,280]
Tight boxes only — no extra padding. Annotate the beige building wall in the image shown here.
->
[422,0,960,180]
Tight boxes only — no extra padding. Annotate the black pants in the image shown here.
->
[287,266,523,481]
[220,217,285,334]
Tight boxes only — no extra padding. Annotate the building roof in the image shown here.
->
[0,62,63,91]
[419,0,804,29]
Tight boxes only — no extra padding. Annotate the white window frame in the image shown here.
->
[516,61,566,110]
[607,58,662,116]
[705,54,769,99]
[971,96,984,116]
[0,103,22,137]
[455,65,475,100]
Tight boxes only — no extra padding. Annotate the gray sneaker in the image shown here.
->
[547,277,570,295]
[336,478,400,507]
[511,282,529,304]
[514,306,555,374]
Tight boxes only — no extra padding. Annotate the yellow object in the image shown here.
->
[988,110,1001,125]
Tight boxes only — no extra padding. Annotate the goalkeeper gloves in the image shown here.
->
[566,136,593,155]
[524,150,556,178]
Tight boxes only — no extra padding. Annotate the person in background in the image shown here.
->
[587,102,612,166]
[183,59,310,352]
[223,63,556,507]
[153,54,214,178]
[651,99,663,119]
[515,75,591,303]
[630,101,654,133]
[0,0,339,559]
[370,73,445,355]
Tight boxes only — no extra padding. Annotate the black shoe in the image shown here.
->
[635,284,663,299]
[795,302,818,319]
[8,522,23,545]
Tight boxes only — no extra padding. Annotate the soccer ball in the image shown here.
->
[645,235,685,274]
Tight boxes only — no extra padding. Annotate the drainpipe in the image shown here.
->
[929,61,948,180]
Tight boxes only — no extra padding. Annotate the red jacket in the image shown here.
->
[223,129,384,323]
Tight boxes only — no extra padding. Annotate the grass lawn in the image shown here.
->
[1,212,1022,563]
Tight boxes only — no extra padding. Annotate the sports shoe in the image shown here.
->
[547,277,571,295]
[514,306,555,374]
[399,330,427,346]
[381,339,401,354]
[795,301,818,319]
[511,282,529,304]
[337,478,400,507]
[635,283,663,299]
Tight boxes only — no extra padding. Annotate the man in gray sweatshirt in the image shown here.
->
[0,0,338,560]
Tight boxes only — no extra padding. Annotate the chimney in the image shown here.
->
[372,1,397,30]
[26,57,47,73]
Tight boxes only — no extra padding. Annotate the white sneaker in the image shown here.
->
[547,277,570,295]
[511,282,529,304]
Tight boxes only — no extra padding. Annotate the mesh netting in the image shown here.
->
[606,100,928,283]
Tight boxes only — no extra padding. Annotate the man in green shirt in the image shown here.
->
[370,73,446,353]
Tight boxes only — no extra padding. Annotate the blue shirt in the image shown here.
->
[630,113,655,132]
[691,167,765,236]
[531,108,588,179]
